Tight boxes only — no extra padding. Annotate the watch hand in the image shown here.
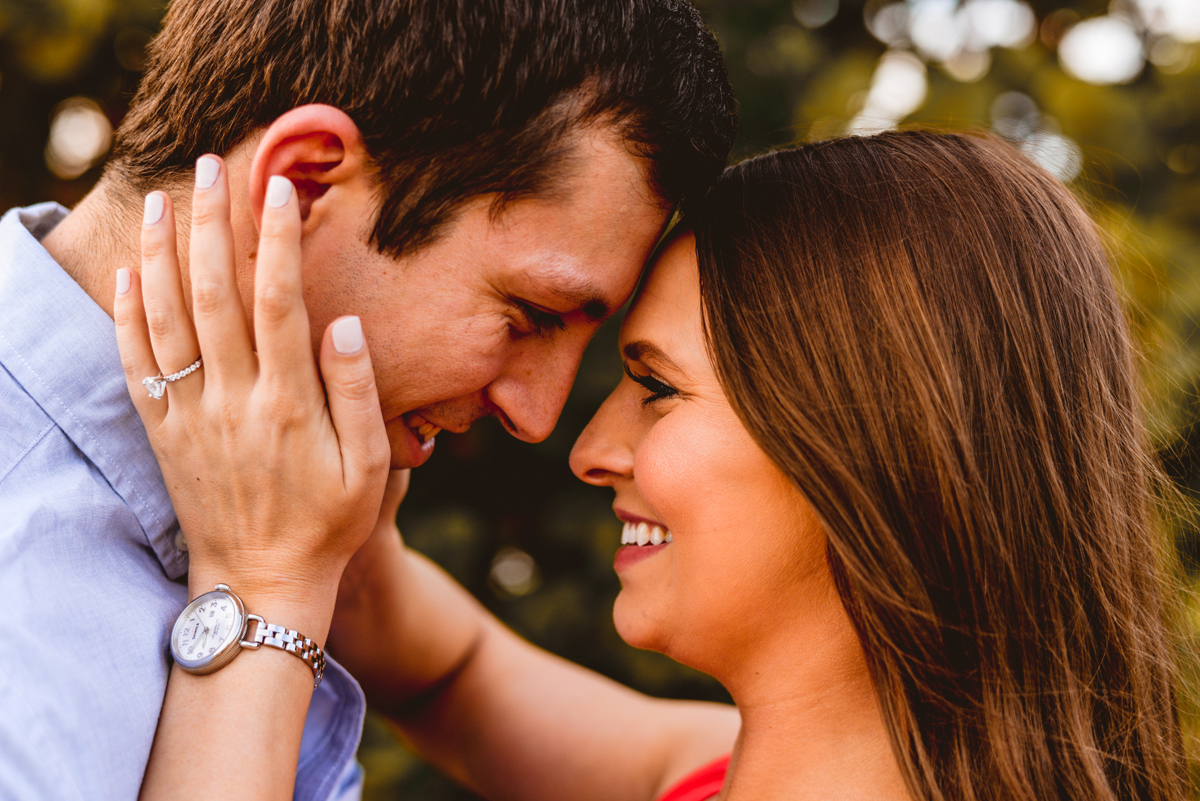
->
[193,610,210,649]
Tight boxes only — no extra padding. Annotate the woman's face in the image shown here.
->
[569,234,837,676]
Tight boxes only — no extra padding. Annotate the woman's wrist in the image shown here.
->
[186,567,342,648]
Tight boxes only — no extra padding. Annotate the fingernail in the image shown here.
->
[195,156,220,190]
[116,268,131,296]
[332,316,364,355]
[266,175,293,209]
[144,193,164,226]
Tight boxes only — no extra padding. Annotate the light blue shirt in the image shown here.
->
[0,204,366,800]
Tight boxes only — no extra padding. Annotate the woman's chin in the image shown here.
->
[612,591,669,653]
[613,596,723,684]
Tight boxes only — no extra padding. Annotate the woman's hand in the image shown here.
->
[126,155,391,801]
[114,155,391,628]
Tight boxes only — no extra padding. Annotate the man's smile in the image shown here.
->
[403,412,443,444]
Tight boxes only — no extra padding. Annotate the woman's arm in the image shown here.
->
[117,159,390,800]
[330,487,739,801]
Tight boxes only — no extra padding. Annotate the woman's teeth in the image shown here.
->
[621,521,673,547]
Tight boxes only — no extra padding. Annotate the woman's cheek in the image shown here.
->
[629,408,743,630]
[633,407,726,529]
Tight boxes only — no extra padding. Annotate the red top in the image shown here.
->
[655,755,730,801]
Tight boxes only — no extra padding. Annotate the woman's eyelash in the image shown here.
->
[623,363,679,406]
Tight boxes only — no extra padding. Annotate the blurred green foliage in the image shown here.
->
[3,0,1199,797]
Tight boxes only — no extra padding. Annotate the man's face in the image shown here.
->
[301,126,669,468]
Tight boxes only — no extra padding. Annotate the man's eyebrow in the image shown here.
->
[623,340,683,373]
[528,270,612,322]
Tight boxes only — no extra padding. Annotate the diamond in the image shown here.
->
[143,376,166,399]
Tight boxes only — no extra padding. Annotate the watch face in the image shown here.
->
[171,590,244,670]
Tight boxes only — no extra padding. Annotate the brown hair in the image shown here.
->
[689,131,1187,801]
[108,0,736,256]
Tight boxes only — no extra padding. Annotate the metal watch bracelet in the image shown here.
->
[171,584,327,689]
[242,615,327,689]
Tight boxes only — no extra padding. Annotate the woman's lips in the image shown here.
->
[614,542,669,572]
[613,516,673,573]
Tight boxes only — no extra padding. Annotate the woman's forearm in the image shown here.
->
[140,583,338,801]
[140,654,317,800]
[326,523,486,715]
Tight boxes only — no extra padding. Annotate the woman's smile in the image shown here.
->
[614,511,674,571]
[619,520,673,547]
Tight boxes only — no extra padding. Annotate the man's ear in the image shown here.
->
[248,104,368,227]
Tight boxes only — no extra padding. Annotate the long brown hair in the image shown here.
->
[689,131,1187,801]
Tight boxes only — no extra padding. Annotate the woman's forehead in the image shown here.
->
[620,233,705,368]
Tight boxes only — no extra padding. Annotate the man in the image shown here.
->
[0,0,735,798]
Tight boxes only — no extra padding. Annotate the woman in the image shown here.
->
[118,130,1187,801]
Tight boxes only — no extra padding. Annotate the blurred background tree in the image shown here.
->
[3,0,1199,797]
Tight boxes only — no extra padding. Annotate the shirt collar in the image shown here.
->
[0,203,188,579]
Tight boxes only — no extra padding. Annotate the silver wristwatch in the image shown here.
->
[169,584,326,689]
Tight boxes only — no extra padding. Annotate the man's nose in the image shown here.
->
[487,338,587,443]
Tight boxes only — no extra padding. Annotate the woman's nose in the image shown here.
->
[569,388,635,486]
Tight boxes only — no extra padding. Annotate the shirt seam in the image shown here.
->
[0,420,55,486]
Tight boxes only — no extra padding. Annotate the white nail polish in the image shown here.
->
[144,193,164,226]
[332,316,364,355]
[266,176,293,209]
[195,156,220,190]
[116,268,131,296]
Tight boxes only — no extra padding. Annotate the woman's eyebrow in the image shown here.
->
[623,340,683,373]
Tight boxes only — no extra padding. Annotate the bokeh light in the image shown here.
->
[1149,35,1195,72]
[865,1,911,47]
[489,547,541,598]
[989,91,1082,183]
[793,0,838,29]
[963,0,1036,48]
[865,0,1035,81]
[1058,16,1145,85]
[848,49,928,134]
[1137,0,1200,42]
[44,97,112,180]
[943,47,991,82]
[910,0,967,62]
[1166,143,1200,174]
[991,90,1041,141]
[1022,131,1083,183]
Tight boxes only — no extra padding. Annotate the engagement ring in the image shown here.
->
[143,356,203,400]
